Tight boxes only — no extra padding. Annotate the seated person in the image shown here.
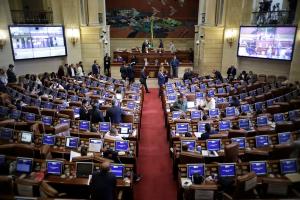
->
[104,128,123,141]
[199,123,216,140]
[171,94,187,112]
[238,71,248,81]
[88,104,105,123]
[198,94,216,111]
[79,99,89,120]
[230,96,240,107]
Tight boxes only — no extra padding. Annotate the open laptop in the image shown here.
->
[46,160,63,176]
[250,161,267,176]
[218,163,236,178]
[110,164,125,178]
[181,140,196,152]
[187,164,205,179]
[76,162,94,178]
[231,137,246,149]
[88,138,103,153]
[16,157,33,175]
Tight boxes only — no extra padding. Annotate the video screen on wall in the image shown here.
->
[237,26,297,61]
[9,25,67,60]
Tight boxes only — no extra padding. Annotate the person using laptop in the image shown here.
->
[104,128,123,141]
[90,161,116,200]
[199,93,216,111]
[171,94,187,112]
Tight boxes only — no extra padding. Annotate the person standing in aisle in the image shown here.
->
[120,62,127,80]
[140,66,150,93]
[104,53,111,76]
[170,55,179,78]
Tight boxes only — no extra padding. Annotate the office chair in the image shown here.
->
[275,121,295,133]
[22,106,41,116]
[270,144,294,160]
[224,143,239,163]
[228,129,248,138]
[41,109,57,118]
[39,181,66,198]
[0,176,14,199]
[223,172,259,200]
[59,109,75,120]
[179,152,203,164]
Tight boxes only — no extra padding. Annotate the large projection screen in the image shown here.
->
[237,26,297,61]
[9,25,67,61]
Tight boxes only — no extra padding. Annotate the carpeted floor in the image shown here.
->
[134,88,177,200]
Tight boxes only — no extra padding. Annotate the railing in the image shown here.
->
[251,10,290,26]
[11,10,53,24]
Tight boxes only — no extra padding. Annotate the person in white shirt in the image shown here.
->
[169,41,176,53]
[50,82,64,90]
[76,63,84,77]
[199,94,216,111]
[104,128,123,141]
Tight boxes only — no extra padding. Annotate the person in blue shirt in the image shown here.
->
[158,67,165,97]
[170,55,180,78]
[106,99,126,124]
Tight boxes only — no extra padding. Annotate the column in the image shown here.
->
[288,14,300,82]
[51,0,62,24]
[0,0,14,67]
[205,0,217,26]
[87,0,99,25]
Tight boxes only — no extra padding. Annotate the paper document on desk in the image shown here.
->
[121,134,129,138]
[202,150,208,156]
[194,132,203,138]
[181,178,192,188]
[285,173,300,182]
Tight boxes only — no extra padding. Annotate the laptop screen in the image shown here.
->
[278,132,292,144]
[225,107,235,117]
[42,116,53,126]
[43,102,53,109]
[21,132,33,143]
[176,123,189,134]
[47,160,63,175]
[280,159,298,174]
[42,134,56,145]
[172,111,182,119]
[191,110,201,120]
[79,120,90,131]
[99,122,110,132]
[181,140,196,152]
[88,139,103,152]
[198,122,206,132]
[127,102,136,110]
[119,123,132,134]
[65,137,79,148]
[219,163,236,177]
[231,137,246,149]
[0,128,13,140]
[241,104,251,113]
[196,92,204,100]
[76,162,94,178]
[25,113,35,122]
[239,119,250,130]
[254,102,263,111]
[59,118,70,126]
[255,135,269,148]
[167,95,177,101]
[115,140,129,152]
[187,101,195,109]
[219,121,231,131]
[274,113,285,122]
[10,109,21,120]
[250,161,267,175]
[187,164,205,179]
[256,116,268,127]
[207,139,221,151]
[209,109,219,118]
[110,164,124,178]
[16,157,33,174]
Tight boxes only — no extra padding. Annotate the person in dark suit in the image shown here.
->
[213,69,223,82]
[127,64,135,84]
[67,64,76,77]
[88,104,105,123]
[227,65,236,81]
[90,161,116,200]
[57,65,65,79]
[6,64,17,83]
[230,96,240,107]
[106,100,126,124]
[199,123,216,140]
[79,99,89,120]
[92,60,99,76]
[104,53,111,76]
[120,62,127,80]
[142,40,147,53]
[170,55,180,78]
[158,67,165,97]
[140,66,150,93]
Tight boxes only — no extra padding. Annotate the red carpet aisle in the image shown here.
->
[134,88,177,200]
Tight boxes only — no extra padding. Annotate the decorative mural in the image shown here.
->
[106,0,199,38]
